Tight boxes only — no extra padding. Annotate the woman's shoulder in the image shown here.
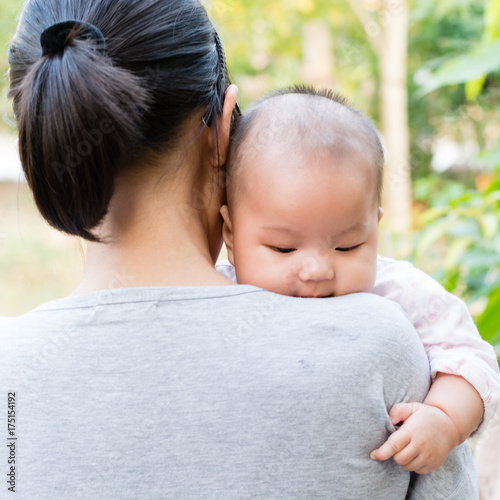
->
[0,288,416,350]
[1,287,412,322]
[247,292,422,350]
[0,317,14,327]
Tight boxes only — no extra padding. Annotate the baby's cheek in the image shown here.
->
[281,262,301,283]
[342,260,376,294]
[262,263,293,295]
[359,260,378,292]
[234,256,263,287]
[251,261,296,296]
[236,258,283,292]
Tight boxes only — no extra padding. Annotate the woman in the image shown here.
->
[2,0,477,498]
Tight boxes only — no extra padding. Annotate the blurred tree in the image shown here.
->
[347,0,412,236]
[301,20,333,88]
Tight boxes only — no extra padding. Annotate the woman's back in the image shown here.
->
[1,289,476,499]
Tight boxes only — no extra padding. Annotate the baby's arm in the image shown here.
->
[370,256,500,473]
[371,373,483,473]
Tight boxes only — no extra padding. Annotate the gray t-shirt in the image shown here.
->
[0,286,477,499]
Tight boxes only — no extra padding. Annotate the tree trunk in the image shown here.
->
[301,21,334,88]
[380,0,412,234]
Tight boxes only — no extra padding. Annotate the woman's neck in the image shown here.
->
[73,162,234,295]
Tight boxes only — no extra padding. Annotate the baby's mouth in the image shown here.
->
[298,292,335,299]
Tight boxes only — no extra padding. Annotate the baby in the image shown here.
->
[216,85,500,473]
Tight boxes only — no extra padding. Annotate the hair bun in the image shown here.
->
[40,20,107,57]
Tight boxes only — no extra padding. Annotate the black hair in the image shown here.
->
[227,84,385,204]
[9,0,232,241]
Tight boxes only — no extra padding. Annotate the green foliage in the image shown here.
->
[210,0,377,114]
[408,0,486,178]
[477,287,500,346]
[420,40,500,95]
[0,0,22,133]
[414,173,500,347]
[411,0,484,23]
[411,0,500,348]
[466,0,500,99]
[485,0,500,39]
[419,0,500,99]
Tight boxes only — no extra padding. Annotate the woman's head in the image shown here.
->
[9,0,233,241]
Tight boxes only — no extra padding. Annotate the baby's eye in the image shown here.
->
[336,244,361,252]
[271,247,296,254]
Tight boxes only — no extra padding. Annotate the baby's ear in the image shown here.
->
[220,205,235,265]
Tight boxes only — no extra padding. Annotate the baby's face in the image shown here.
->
[222,148,382,298]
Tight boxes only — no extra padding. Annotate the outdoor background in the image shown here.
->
[0,0,499,356]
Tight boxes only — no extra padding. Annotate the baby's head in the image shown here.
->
[221,86,384,298]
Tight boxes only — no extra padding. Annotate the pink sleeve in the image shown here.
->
[373,256,500,435]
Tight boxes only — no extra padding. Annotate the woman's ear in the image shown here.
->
[220,204,235,265]
[215,85,238,166]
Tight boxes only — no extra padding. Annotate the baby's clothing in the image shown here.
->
[217,255,500,433]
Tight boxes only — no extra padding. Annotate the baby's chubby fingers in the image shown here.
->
[370,402,460,473]
[370,402,419,461]
[370,425,412,461]
[388,402,418,426]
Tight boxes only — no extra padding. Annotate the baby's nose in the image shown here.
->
[298,256,334,282]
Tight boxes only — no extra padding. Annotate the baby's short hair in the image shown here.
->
[226,85,384,206]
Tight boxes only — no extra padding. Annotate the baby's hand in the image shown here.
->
[370,402,461,474]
